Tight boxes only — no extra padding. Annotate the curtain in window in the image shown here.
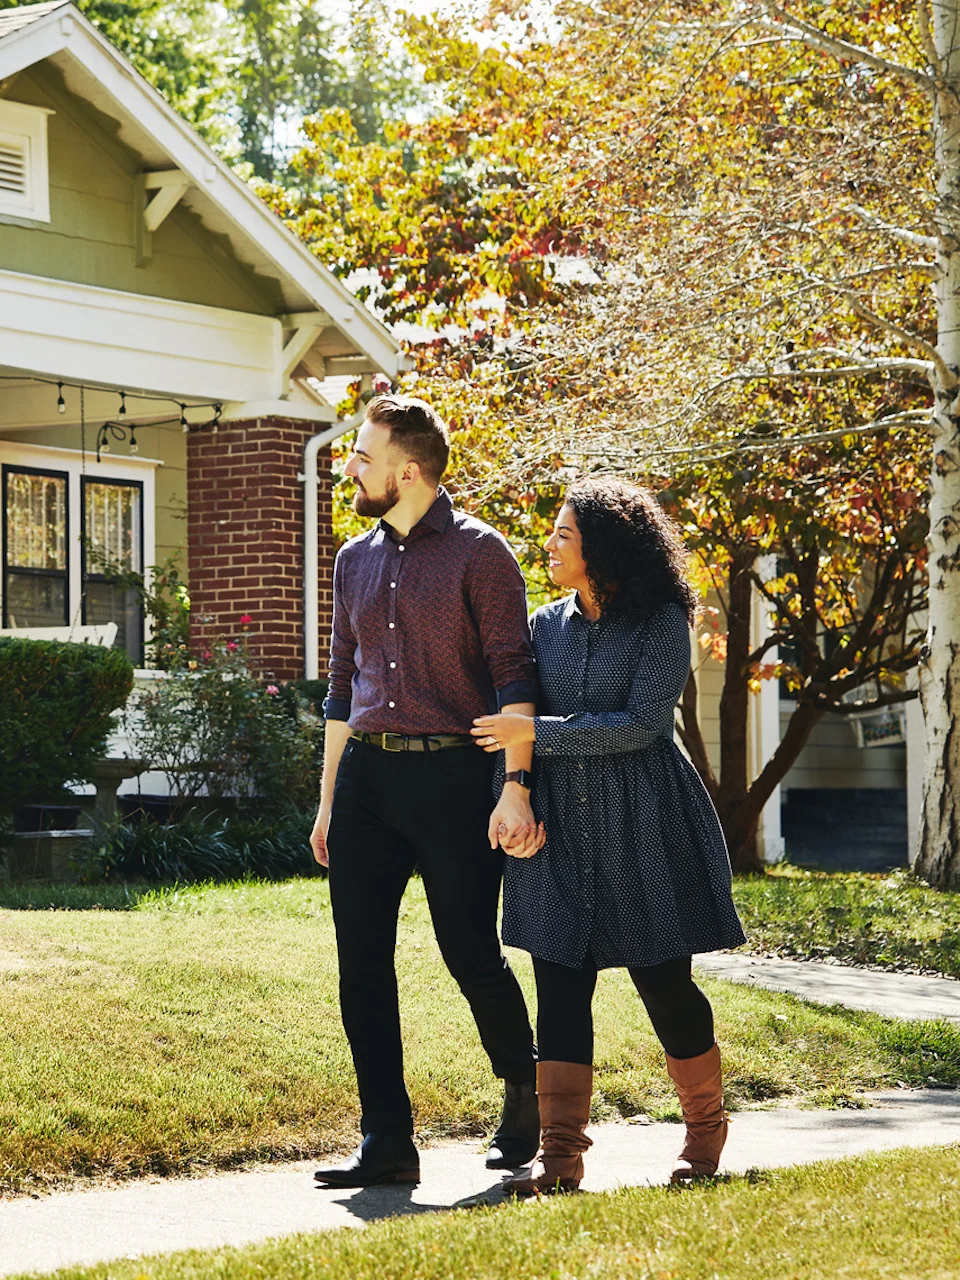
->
[83,481,143,664]
[3,469,68,627]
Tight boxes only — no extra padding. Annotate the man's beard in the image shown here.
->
[353,473,401,518]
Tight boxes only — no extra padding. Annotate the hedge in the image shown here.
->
[0,637,134,817]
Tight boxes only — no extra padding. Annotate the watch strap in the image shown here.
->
[504,769,533,790]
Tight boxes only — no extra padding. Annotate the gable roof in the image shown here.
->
[0,1,64,36]
[0,0,402,379]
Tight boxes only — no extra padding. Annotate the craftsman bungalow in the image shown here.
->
[0,0,400,692]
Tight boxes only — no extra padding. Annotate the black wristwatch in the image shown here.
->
[504,769,533,790]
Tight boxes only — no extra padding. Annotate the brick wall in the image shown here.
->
[187,417,335,681]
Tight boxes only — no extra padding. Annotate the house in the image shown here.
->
[690,581,924,871]
[0,0,400,699]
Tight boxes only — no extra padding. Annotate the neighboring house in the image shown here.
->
[0,0,400,701]
[690,584,923,871]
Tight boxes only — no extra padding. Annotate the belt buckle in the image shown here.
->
[381,732,405,752]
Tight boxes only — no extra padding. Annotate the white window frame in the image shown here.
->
[0,99,54,223]
[0,441,159,655]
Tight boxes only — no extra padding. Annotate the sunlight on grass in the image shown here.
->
[3,878,960,1196]
[733,867,960,975]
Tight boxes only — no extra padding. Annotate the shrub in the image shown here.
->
[124,628,323,812]
[94,810,318,882]
[0,637,134,818]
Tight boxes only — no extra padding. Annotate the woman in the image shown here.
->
[472,476,745,1193]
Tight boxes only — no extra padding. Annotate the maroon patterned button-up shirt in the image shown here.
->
[323,489,537,734]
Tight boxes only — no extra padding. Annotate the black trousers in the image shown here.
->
[327,739,536,1135]
[533,954,715,1065]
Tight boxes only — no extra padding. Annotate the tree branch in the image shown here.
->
[848,204,939,251]
[755,3,935,94]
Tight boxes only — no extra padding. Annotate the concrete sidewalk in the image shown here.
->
[3,1089,959,1279]
[695,953,960,1022]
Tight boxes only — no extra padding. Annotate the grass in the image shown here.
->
[732,866,960,976]
[15,1143,960,1280]
[2,877,960,1198]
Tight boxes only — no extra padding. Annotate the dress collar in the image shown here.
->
[562,592,598,623]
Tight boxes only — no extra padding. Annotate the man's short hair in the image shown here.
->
[365,395,450,483]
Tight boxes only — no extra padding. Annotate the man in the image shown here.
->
[310,394,541,1188]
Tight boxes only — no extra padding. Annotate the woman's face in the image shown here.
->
[544,504,589,590]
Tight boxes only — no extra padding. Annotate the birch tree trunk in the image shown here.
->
[915,0,960,886]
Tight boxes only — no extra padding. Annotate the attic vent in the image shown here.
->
[0,100,52,222]
[0,139,26,196]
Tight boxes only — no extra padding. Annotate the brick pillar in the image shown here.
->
[187,417,335,681]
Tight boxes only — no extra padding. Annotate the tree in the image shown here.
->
[726,0,960,883]
[670,420,928,871]
[0,0,230,140]
[0,1,426,173]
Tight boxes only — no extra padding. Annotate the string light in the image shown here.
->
[180,404,188,433]
[129,426,139,455]
[0,374,225,427]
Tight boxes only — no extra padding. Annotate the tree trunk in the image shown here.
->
[915,0,960,886]
[715,554,761,873]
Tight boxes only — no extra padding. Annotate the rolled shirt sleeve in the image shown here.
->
[466,532,538,707]
[534,603,690,757]
[322,550,357,722]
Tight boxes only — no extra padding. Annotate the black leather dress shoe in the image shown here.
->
[314,1132,420,1188]
[486,1080,540,1169]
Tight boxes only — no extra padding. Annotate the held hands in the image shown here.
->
[471,713,537,753]
[488,787,545,859]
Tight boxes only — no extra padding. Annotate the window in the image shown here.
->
[0,100,52,223]
[2,466,69,627]
[82,479,144,665]
[1,444,157,665]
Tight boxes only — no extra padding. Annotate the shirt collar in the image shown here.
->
[421,487,454,532]
[379,487,453,540]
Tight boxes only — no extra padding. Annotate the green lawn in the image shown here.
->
[732,867,960,975]
[17,1144,960,1280]
[2,877,960,1197]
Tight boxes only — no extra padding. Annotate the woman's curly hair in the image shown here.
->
[564,476,698,625]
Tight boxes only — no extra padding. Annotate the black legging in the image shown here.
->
[533,954,714,1065]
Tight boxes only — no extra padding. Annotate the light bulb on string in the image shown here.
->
[56,382,65,414]
[118,392,126,417]
[129,427,139,455]
[180,404,188,434]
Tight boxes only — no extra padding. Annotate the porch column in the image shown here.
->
[187,417,335,681]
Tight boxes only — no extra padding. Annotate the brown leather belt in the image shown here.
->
[350,730,475,753]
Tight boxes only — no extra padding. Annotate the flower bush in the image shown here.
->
[126,617,323,812]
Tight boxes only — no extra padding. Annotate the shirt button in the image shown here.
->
[388,701,396,708]
[398,544,405,552]
[390,582,397,589]
[390,662,397,669]
[389,622,395,629]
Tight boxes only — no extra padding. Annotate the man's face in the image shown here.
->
[344,420,402,517]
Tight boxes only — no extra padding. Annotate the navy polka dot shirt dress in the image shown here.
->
[501,595,747,969]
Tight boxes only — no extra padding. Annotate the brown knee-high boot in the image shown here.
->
[665,1042,728,1182]
[505,1061,593,1195]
